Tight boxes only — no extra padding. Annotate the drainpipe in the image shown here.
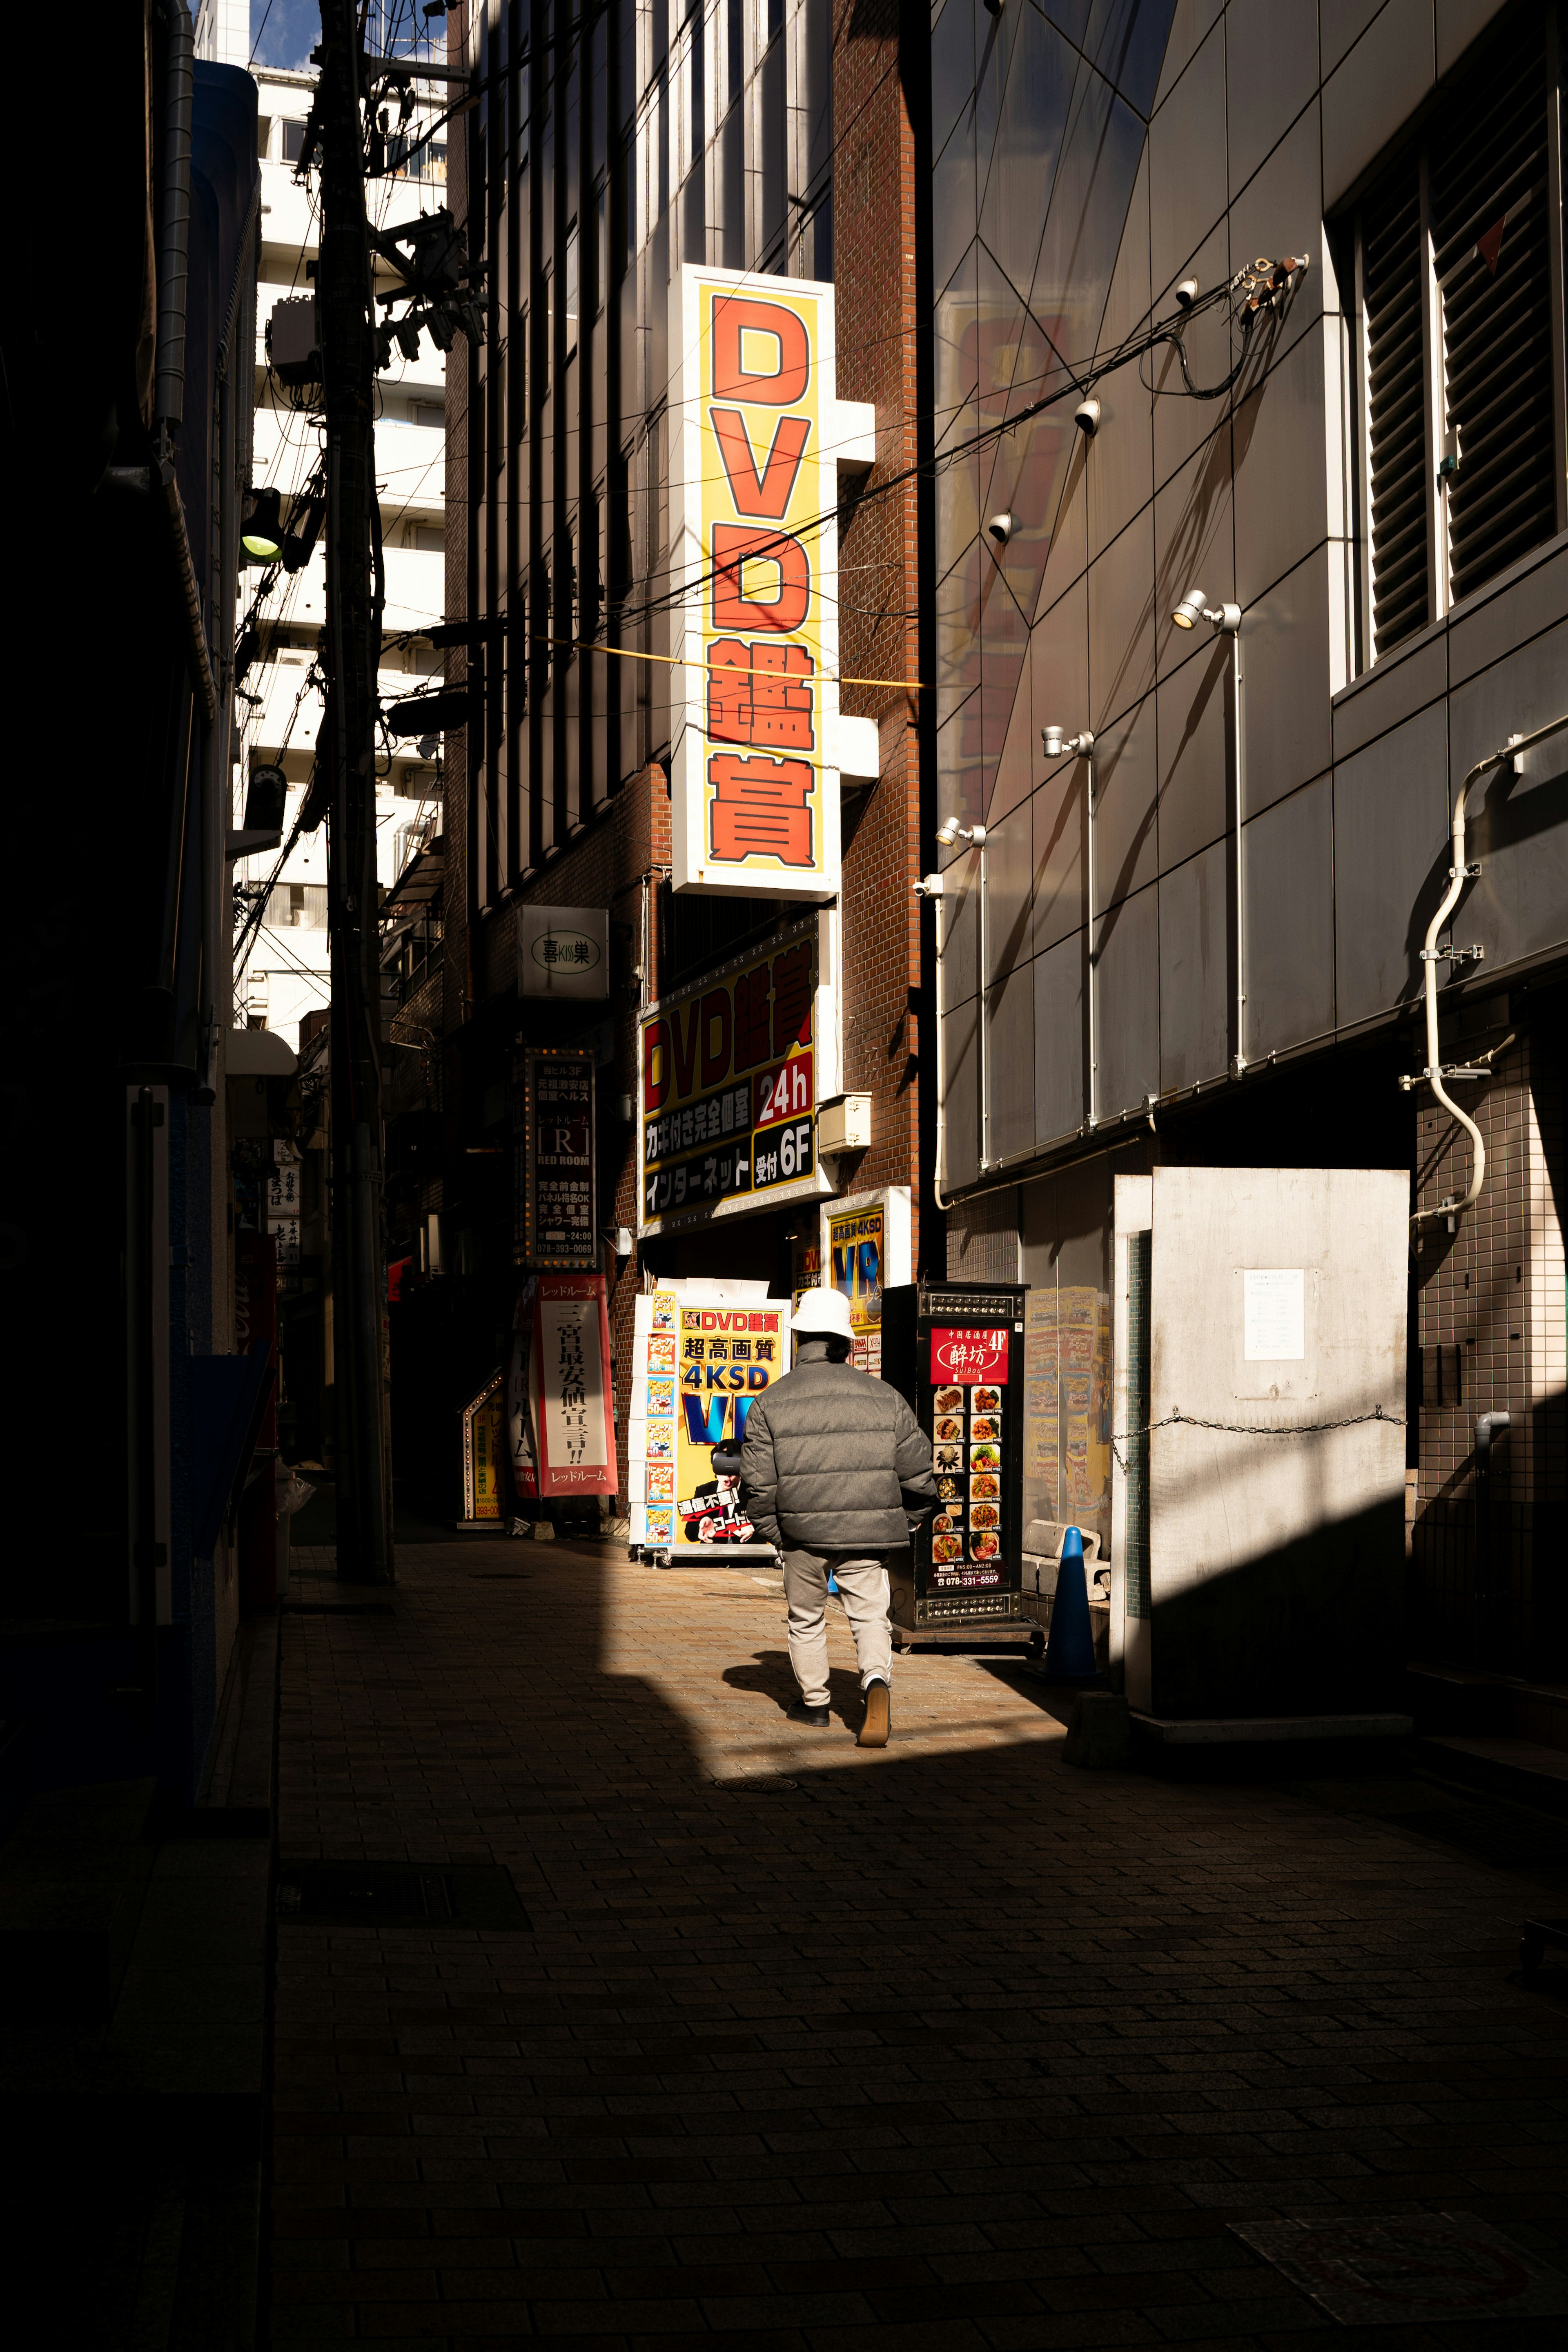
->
[1403,709,1568,1231]
[1473,1410,1511,1661]
[916,815,987,1201]
[1041,727,1097,1126]
[151,0,217,724]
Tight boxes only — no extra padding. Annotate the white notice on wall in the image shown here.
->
[1243,1268,1305,1360]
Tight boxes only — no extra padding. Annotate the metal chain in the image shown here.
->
[1110,1404,1404,1470]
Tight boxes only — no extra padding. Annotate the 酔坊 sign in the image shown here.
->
[638,916,836,1235]
[668,264,871,900]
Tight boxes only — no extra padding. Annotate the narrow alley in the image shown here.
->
[269,1540,1568,2349]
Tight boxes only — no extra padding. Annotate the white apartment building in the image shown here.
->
[196,7,450,1044]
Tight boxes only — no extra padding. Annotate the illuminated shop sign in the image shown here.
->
[668,265,863,900]
[637,916,837,1235]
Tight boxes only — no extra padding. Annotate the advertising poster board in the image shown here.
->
[523,1274,617,1498]
[461,1371,505,1523]
[881,1281,1027,1625]
[668,264,852,902]
[518,1047,596,1268]
[820,1185,911,1377]
[1023,1284,1112,1551]
[627,1283,789,1554]
[638,915,836,1235]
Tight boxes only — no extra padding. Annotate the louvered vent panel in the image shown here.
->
[1364,165,1429,655]
[1432,18,1554,602]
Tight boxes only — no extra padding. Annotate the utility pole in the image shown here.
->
[318,0,394,1582]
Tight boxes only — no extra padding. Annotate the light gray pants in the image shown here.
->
[781,1548,893,1709]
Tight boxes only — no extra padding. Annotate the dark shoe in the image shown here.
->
[858,1678,891,1748]
[787,1699,831,1727]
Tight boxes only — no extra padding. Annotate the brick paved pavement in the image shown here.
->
[270,1541,1568,2349]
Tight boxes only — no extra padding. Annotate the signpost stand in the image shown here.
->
[881,1281,1032,1650]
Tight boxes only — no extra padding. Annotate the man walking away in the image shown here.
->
[739,1288,937,1747]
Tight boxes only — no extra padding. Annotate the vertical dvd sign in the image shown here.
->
[668,267,870,899]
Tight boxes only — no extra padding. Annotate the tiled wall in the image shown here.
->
[1413,1021,1566,1669]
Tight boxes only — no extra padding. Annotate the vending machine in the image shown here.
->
[880,1280,1028,1635]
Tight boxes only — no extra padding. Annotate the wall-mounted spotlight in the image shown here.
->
[1042,725,1094,760]
[986,511,1013,545]
[1073,395,1101,436]
[935,814,986,848]
[1172,586,1241,634]
[1174,276,1200,309]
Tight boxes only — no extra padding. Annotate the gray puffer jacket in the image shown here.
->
[739,1339,938,1553]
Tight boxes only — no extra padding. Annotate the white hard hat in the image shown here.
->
[793,1286,855,1341]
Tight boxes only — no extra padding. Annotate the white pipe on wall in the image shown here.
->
[1408,709,1568,1231]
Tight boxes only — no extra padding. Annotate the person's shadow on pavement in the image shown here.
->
[722,1650,865,1726]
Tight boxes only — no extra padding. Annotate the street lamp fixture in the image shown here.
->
[241,487,284,562]
[1172,586,1241,633]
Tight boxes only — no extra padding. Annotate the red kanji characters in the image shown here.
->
[770,940,814,1054]
[733,963,772,1070]
[706,639,815,750]
[708,756,814,868]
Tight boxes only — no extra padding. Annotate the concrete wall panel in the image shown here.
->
[1333,702,1449,1029]
[984,800,1034,988]
[1245,775,1334,1055]
[988,953,1035,1164]
[1034,931,1084,1146]
[1156,635,1230,871]
[1033,749,1086,955]
[1159,841,1230,1090]
[1323,0,1436,209]
[1437,0,1516,75]
[1094,692,1160,908]
[1149,21,1227,299]
[1089,506,1157,728]
[1097,880,1160,1118]
[1154,435,1234,684]
[1244,545,1334,815]
[1233,325,1331,608]
[1452,618,1568,971]
[1225,0,1319,197]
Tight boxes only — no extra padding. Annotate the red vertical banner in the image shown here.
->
[528,1274,618,1497]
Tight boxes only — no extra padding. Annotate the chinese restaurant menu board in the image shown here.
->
[628,1289,790,1552]
[926,1324,1013,1592]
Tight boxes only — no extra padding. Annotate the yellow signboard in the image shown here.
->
[669,265,851,900]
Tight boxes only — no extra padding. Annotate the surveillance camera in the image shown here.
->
[986,511,1013,546]
[1073,396,1100,437]
[1174,276,1200,309]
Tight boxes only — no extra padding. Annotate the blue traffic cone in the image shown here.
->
[1045,1526,1102,1681]
[827,1570,840,1595]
